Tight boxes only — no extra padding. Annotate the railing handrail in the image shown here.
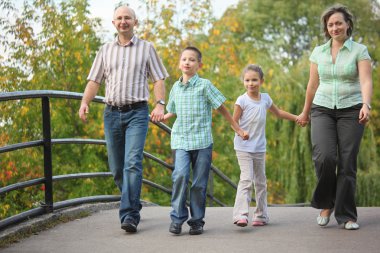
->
[0,90,103,103]
[0,90,244,230]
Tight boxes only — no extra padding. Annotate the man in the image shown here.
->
[78,5,168,233]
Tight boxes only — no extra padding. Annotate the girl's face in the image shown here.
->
[243,70,263,94]
[327,12,349,41]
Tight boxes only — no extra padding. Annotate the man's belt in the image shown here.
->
[107,101,147,112]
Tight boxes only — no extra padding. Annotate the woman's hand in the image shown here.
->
[358,104,371,124]
[296,112,310,127]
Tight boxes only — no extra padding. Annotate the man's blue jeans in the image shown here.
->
[170,144,213,226]
[103,105,149,224]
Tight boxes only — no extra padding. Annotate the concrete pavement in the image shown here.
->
[1,206,379,253]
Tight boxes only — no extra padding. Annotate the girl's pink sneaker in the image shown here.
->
[252,221,266,226]
[236,219,248,227]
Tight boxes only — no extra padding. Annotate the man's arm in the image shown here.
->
[150,79,166,122]
[78,80,100,123]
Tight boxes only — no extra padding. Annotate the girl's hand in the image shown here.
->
[296,112,310,127]
[238,129,249,140]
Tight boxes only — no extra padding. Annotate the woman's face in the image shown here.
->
[327,12,349,41]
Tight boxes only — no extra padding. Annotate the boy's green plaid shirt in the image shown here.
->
[167,74,226,151]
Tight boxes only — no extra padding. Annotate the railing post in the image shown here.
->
[42,96,53,213]
[208,169,214,207]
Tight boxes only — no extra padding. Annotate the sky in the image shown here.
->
[88,0,239,39]
[1,0,239,55]
[5,0,239,41]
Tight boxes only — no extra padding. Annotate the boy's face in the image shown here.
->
[179,50,202,77]
[243,70,263,93]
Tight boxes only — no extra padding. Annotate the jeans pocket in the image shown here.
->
[104,105,112,117]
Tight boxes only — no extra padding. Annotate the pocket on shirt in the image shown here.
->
[341,63,358,79]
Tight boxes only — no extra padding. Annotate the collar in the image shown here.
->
[114,35,137,47]
[321,38,353,52]
[179,74,199,87]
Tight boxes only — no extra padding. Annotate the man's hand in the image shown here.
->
[78,81,100,123]
[78,103,89,123]
[150,104,165,122]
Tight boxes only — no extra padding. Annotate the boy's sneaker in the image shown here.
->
[252,220,266,226]
[189,224,203,235]
[169,222,182,234]
[236,218,248,227]
[121,219,137,233]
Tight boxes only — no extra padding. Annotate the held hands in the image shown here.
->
[237,129,249,140]
[150,104,165,123]
[296,112,310,127]
[163,113,175,121]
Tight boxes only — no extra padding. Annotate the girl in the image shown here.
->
[232,64,298,227]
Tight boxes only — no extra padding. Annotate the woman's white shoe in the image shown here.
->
[317,209,333,226]
[317,214,330,226]
[344,221,360,230]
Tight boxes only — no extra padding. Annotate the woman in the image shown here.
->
[297,4,372,230]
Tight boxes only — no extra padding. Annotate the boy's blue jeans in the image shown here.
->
[103,105,149,225]
[170,144,213,226]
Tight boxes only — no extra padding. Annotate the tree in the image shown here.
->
[219,0,380,204]
[0,0,110,218]
[1,0,379,218]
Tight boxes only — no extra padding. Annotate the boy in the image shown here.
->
[164,46,248,235]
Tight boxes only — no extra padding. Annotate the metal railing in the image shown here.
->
[0,90,241,230]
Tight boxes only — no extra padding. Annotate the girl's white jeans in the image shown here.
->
[233,151,269,223]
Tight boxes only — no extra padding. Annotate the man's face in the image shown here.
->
[112,7,138,35]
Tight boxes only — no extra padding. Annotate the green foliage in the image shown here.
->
[0,149,45,218]
[0,0,107,219]
[185,0,379,205]
[357,171,380,206]
[1,0,380,221]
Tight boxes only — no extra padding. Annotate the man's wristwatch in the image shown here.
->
[363,103,372,110]
[156,100,166,106]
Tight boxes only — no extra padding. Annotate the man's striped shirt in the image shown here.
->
[87,36,169,106]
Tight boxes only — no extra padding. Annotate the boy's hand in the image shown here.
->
[161,112,175,121]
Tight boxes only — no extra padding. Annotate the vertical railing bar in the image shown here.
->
[208,169,214,207]
[41,96,53,213]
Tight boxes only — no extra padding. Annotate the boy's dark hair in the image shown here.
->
[321,4,354,39]
[182,46,202,62]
